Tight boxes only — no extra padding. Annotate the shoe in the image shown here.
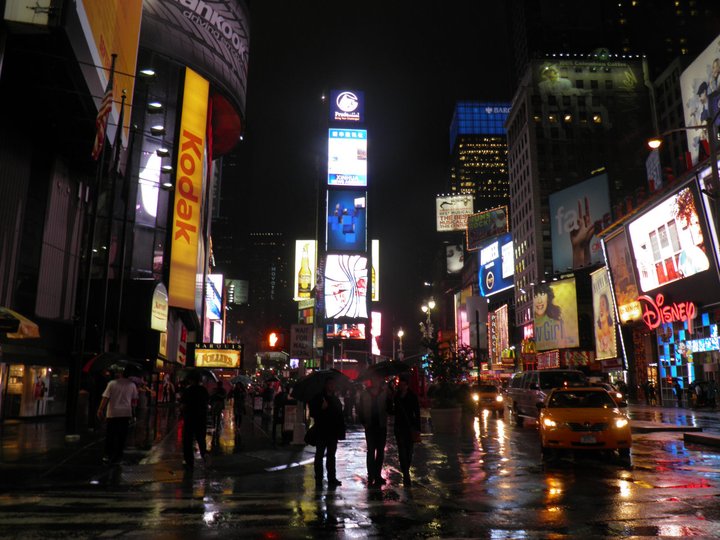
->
[328,479,342,488]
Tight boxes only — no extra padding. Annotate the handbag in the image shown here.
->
[304,425,318,446]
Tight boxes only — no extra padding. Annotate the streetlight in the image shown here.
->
[397,329,404,361]
[420,299,435,340]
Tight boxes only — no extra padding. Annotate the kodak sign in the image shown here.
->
[168,68,209,310]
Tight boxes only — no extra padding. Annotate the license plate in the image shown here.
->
[580,435,596,444]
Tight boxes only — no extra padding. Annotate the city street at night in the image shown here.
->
[2,405,720,538]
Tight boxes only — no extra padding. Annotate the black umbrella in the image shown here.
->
[358,360,410,380]
[82,352,145,375]
[178,367,219,383]
[291,369,351,402]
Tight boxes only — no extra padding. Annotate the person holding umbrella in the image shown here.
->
[180,370,209,470]
[358,374,392,487]
[393,373,421,486]
[308,378,346,489]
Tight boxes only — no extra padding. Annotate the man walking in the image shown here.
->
[180,371,210,470]
[393,373,421,486]
[358,374,391,486]
[97,367,139,464]
[309,378,345,489]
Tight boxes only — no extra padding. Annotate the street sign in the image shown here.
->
[290,324,313,359]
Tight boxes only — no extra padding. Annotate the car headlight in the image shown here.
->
[542,417,557,428]
[615,392,623,399]
[615,418,629,429]
[472,393,479,402]
[495,395,504,402]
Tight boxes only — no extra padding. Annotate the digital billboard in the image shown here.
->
[446,244,464,274]
[371,311,382,356]
[627,182,718,302]
[679,34,720,166]
[328,129,367,186]
[534,277,579,351]
[324,255,368,319]
[493,305,509,366]
[591,267,617,360]
[326,323,366,340]
[436,195,474,232]
[371,239,380,301]
[326,190,366,251]
[466,206,508,251]
[603,230,642,323]
[329,90,365,123]
[294,240,317,301]
[206,274,223,320]
[549,173,611,272]
[478,233,514,297]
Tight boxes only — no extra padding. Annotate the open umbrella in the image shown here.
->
[291,369,351,402]
[82,352,145,374]
[178,367,218,383]
[358,360,410,381]
[230,374,252,386]
[0,307,40,339]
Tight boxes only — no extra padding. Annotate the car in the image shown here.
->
[538,387,632,460]
[506,369,588,427]
[470,384,505,416]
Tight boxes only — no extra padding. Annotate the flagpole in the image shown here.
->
[66,53,117,438]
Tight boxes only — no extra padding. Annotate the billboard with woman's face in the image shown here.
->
[603,230,642,323]
[324,255,368,320]
[534,278,579,351]
[592,267,617,360]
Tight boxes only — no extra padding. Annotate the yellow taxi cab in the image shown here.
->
[538,387,631,460]
[471,384,505,417]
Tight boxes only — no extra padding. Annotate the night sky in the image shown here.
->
[234,2,512,351]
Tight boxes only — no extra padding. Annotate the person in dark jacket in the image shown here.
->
[180,372,210,470]
[357,374,392,486]
[393,373,421,486]
[308,378,345,489]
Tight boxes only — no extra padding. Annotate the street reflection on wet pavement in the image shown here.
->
[1,404,720,538]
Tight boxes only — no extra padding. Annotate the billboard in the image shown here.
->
[478,233,514,297]
[491,305,509,366]
[328,129,367,186]
[327,190,367,251]
[294,240,317,301]
[549,173,611,271]
[325,323,366,340]
[324,255,368,319]
[329,90,365,123]
[371,239,380,301]
[466,206,508,251]
[168,68,209,309]
[534,278,579,351]
[627,182,718,301]
[591,267,617,360]
[206,274,223,320]
[436,195,474,232]
[195,343,242,369]
[446,244,464,274]
[603,230,642,323]
[371,311,382,356]
[679,35,720,166]
[225,279,248,305]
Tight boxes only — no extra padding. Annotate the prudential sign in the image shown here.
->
[330,90,364,123]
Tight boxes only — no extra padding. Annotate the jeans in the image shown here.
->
[105,417,131,463]
[396,433,414,476]
[182,419,207,466]
[314,439,338,483]
[365,426,387,481]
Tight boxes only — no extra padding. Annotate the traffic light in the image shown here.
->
[267,331,284,350]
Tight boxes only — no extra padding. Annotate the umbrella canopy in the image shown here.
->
[0,307,40,339]
[358,360,410,381]
[230,374,252,386]
[291,369,351,402]
[178,367,218,384]
[82,352,145,374]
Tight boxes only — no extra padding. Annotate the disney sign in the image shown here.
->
[638,293,697,334]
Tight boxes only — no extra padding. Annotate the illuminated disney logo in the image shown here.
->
[638,293,697,333]
[336,91,359,112]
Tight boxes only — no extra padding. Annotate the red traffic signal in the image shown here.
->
[267,331,284,349]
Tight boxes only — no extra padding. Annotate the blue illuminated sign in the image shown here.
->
[478,233,514,297]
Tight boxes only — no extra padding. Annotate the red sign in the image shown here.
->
[523,324,534,340]
[638,293,697,334]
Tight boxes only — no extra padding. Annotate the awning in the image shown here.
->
[0,307,40,339]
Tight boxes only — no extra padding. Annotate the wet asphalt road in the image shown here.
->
[1,405,720,539]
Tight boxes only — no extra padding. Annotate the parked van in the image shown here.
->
[506,369,587,426]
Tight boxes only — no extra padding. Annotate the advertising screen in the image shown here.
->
[324,255,368,319]
[446,244,464,274]
[603,230,641,323]
[679,34,720,166]
[478,233,514,297]
[436,195,474,232]
[328,129,367,186]
[627,182,718,303]
[325,323,366,340]
[534,277,579,351]
[591,267,617,360]
[329,90,365,123]
[371,239,380,301]
[371,311,381,356]
[205,274,223,320]
[327,190,367,251]
[294,240,317,301]
[491,305,509,366]
[549,173,611,272]
[466,206,508,251]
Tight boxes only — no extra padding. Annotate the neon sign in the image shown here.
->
[638,293,697,334]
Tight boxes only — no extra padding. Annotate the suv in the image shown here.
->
[507,369,587,426]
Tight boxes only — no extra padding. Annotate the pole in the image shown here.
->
[475,309,481,383]
[707,114,719,195]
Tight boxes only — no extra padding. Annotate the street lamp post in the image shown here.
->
[420,298,436,341]
[397,329,404,361]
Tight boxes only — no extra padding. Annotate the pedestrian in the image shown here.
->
[343,386,356,424]
[393,373,421,487]
[179,371,209,470]
[308,378,345,489]
[357,374,391,487]
[674,380,683,408]
[230,381,247,426]
[96,367,139,464]
[209,380,227,432]
[272,385,289,445]
[261,380,275,429]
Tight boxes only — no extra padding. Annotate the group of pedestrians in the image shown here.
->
[309,373,421,489]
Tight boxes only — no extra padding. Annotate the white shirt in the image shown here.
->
[103,378,138,418]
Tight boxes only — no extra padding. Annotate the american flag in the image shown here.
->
[91,70,114,160]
